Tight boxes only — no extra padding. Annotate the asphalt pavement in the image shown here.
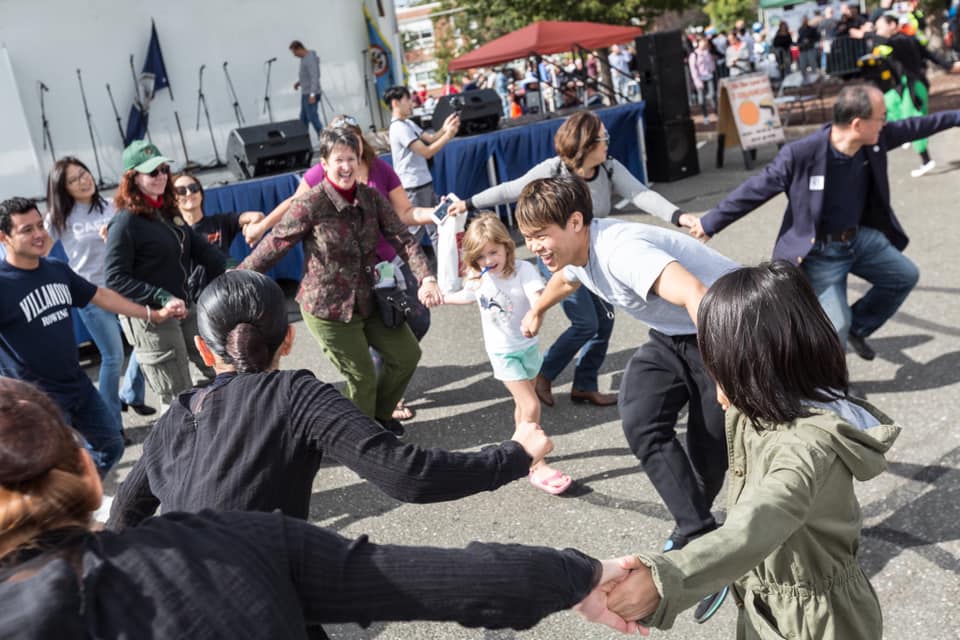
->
[103,125,960,639]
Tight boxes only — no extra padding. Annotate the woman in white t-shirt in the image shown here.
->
[45,157,154,426]
[443,214,571,495]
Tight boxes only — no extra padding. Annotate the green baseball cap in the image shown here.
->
[122,140,173,173]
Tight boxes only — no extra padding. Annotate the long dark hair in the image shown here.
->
[173,172,206,215]
[113,169,178,218]
[196,271,289,374]
[46,157,106,233]
[697,261,849,426]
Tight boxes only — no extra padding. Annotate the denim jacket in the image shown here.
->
[240,180,432,322]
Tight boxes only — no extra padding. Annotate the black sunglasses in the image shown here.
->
[174,183,202,196]
[146,164,170,178]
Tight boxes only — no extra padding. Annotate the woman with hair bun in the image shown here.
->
[108,270,555,529]
[0,376,642,638]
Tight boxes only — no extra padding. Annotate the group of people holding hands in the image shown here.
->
[4,74,959,637]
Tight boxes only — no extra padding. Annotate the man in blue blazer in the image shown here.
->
[683,83,960,360]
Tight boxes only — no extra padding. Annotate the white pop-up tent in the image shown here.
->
[0,0,404,198]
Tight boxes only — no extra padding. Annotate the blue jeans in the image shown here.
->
[77,304,145,419]
[59,381,124,475]
[538,259,614,391]
[299,94,323,135]
[801,226,919,345]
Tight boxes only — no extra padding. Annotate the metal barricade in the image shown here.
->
[826,36,869,77]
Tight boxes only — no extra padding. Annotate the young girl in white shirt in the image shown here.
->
[444,214,571,495]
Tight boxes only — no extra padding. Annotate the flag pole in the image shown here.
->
[76,68,108,188]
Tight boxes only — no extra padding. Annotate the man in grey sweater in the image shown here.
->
[290,40,323,135]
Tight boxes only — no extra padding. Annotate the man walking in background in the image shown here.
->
[290,40,323,135]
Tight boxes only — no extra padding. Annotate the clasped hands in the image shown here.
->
[574,556,662,635]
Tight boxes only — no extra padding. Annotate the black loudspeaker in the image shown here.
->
[634,30,691,126]
[431,89,501,136]
[226,119,312,180]
[645,120,699,183]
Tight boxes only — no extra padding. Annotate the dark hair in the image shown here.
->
[697,261,849,426]
[318,127,361,161]
[328,116,377,166]
[833,83,877,125]
[877,13,898,27]
[113,169,178,218]
[197,271,289,373]
[554,111,604,171]
[515,175,593,232]
[384,85,410,106]
[289,40,304,50]
[0,379,96,559]
[0,197,39,235]
[173,172,206,214]
[46,157,106,233]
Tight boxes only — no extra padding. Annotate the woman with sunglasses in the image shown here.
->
[172,172,264,299]
[104,141,226,407]
[448,111,690,409]
[44,157,155,426]
[0,376,641,638]
[244,114,458,422]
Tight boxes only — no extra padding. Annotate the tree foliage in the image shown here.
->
[704,0,758,31]
[443,0,698,54]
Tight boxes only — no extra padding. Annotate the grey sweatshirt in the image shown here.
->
[468,156,681,223]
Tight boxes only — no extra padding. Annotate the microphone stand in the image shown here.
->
[262,57,276,122]
[76,68,107,188]
[38,82,56,163]
[195,65,223,167]
[105,83,126,143]
[222,61,245,127]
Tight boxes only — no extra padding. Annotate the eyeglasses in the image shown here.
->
[331,115,360,129]
[174,183,202,196]
[66,169,91,186]
[595,131,610,145]
[145,164,170,178]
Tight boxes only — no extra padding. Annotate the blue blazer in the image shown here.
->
[701,111,960,264]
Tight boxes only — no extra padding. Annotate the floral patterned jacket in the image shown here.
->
[239,180,432,322]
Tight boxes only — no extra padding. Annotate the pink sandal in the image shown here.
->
[528,468,572,495]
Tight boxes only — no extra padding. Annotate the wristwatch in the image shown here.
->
[421,276,438,285]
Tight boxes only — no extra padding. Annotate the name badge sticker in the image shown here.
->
[809,176,825,191]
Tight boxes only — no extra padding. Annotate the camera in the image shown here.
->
[449,95,465,114]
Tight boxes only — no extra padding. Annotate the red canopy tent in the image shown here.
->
[448,20,643,71]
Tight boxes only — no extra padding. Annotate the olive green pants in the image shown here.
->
[301,306,421,420]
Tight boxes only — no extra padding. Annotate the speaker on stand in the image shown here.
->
[431,89,502,136]
[634,30,700,182]
[226,119,313,180]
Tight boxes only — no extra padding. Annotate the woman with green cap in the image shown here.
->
[104,141,226,407]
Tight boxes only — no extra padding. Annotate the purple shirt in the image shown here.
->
[303,158,402,261]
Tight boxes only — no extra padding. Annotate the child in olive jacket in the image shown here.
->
[608,261,900,639]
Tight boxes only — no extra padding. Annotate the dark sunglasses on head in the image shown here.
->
[174,183,202,196]
[146,164,170,178]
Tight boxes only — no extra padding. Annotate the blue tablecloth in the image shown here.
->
[204,172,305,282]
[430,102,646,200]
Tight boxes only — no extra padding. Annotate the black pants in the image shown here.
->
[618,330,727,540]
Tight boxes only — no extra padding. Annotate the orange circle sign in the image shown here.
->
[739,101,760,126]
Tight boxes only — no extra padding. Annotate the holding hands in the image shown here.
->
[520,309,542,339]
[574,557,651,635]
[677,212,710,242]
[418,279,444,307]
[606,556,662,622]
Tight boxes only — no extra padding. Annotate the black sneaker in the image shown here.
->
[693,585,729,623]
[847,333,876,361]
[121,401,157,416]
[662,530,691,552]
[376,418,405,438]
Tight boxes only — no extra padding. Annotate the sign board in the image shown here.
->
[717,73,785,151]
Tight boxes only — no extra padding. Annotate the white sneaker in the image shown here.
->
[910,160,936,178]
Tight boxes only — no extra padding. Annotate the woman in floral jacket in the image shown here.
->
[240,128,441,435]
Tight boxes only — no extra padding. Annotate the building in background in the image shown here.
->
[398,2,463,94]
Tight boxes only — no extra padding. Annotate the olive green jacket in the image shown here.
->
[637,400,901,639]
